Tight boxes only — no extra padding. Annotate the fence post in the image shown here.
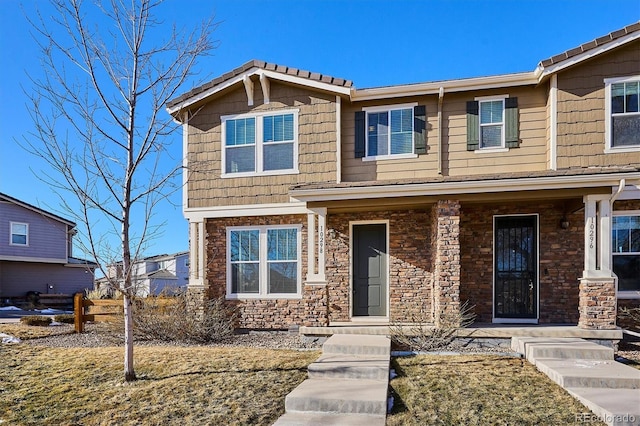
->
[74,293,84,333]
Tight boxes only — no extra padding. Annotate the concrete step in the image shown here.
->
[511,337,613,363]
[272,412,386,426]
[322,334,390,356]
[285,378,388,416]
[307,353,390,381]
[566,387,640,426]
[535,358,640,389]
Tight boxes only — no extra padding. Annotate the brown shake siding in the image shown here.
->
[460,200,583,324]
[556,41,640,169]
[187,81,338,208]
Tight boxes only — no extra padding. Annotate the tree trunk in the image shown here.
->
[123,293,136,381]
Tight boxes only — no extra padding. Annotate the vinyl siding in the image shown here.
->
[556,40,640,168]
[0,201,68,261]
[0,261,93,297]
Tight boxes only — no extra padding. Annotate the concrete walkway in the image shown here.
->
[273,334,390,426]
[512,337,640,426]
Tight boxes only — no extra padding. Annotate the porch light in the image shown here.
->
[560,216,570,229]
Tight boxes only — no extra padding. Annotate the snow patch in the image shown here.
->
[0,333,21,344]
[0,306,22,311]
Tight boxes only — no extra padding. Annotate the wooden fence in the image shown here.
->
[73,293,176,333]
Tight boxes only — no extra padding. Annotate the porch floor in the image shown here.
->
[299,323,623,340]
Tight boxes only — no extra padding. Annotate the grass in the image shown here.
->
[0,323,75,339]
[0,344,319,425]
[387,354,605,426]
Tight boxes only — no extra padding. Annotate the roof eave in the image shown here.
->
[290,172,640,203]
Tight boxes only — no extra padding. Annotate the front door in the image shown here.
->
[352,223,387,317]
[494,215,538,320]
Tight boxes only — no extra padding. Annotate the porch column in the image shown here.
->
[304,208,328,326]
[432,200,461,327]
[579,195,616,330]
[187,219,207,318]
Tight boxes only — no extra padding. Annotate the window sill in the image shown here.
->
[474,147,509,154]
[221,169,299,178]
[362,153,418,162]
[617,291,640,299]
[226,294,302,300]
[604,146,640,154]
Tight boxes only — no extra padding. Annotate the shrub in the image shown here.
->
[618,306,640,332]
[103,291,236,344]
[20,315,52,327]
[390,300,476,352]
[54,314,75,324]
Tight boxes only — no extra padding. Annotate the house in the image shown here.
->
[166,23,640,334]
[0,192,97,298]
[95,251,189,297]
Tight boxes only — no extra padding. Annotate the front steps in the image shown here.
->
[512,336,640,426]
[273,334,390,426]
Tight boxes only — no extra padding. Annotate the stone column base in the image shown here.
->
[303,282,329,327]
[578,277,616,330]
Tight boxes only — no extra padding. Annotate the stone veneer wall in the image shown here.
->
[325,209,433,322]
[431,200,461,326]
[578,278,616,330]
[202,214,314,329]
[460,200,583,324]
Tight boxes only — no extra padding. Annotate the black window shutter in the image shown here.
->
[466,101,479,151]
[414,105,426,154]
[505,97,519,148]
[355,111,366,158]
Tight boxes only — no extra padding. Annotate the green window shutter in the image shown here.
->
[414,105,426,154]
[505,97,519,148]
[355,111,366,158]
[466,101,479,151]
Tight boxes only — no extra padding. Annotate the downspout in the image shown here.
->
[610,179,626,205]
[438,87,444,175]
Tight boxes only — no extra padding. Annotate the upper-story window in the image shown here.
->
[10,222,28,246]
[222,110,299,177]
[612,214,640,294]
[605,76,640,152]
[355,103,426,160]
[467,96,519,152]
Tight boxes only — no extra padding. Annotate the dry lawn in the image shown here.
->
[0,344,318,426]
[0,323,75,340]
[387,354,605,426]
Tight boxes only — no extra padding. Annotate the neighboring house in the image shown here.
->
[95,251,189,297]
[166,23,640,332]
[0,192,97,298]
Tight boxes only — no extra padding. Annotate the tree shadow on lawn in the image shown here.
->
[139,365,310,382]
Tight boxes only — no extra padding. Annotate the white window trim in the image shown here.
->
[226,224,302,300]
[604,75,640,154]
[221,109,300,178]
[475,94,508,150]
[362,102,418,161]
[9,222,29,246]
[612,210,640,299]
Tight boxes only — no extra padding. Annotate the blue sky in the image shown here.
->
[1,0,639,259]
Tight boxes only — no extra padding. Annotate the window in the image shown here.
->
[354,103,426,160]
[613,215,640,293]
[480,99,504,148]
[222,110,298,176]
[10,222,28,246]
[606,77,640,151]
[227,225,301,298]
[466,96,519,151]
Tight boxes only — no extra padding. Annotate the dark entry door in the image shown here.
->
[352,224,387,317]
[494,215,538,319]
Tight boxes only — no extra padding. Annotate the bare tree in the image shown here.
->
[23,0,217,381]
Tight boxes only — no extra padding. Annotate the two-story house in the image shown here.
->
[167,23,640,336]
[95,251,189,297]
[0,192,97,298]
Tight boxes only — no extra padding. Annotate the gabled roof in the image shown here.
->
[167,22,640,111]
[167,59,353,115]
[0,192,75,227]
[535,21,640,79]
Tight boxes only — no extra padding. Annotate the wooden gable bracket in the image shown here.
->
[259,72,270,104]
[243,75,254,106]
